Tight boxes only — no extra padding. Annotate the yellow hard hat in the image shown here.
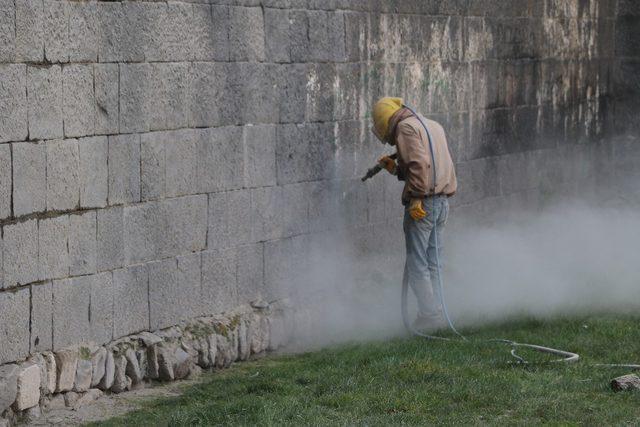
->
[372,97,403,142]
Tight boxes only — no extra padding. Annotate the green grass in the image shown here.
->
[94,314,640,426]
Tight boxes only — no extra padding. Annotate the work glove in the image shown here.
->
[378,155,397,175]
[409,198,427,221]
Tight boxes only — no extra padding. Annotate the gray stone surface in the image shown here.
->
[28,353,48,396]
[118,63,150,134]
[30,281,53,353]
[43,352,57,394]
[97,207,124,272]
[46,138,80,211]
[43,0,68,63]
[166,129,198,198]
[243,125,277,188]
[54,350,77,393]
[68,1,98,62]
[112,265,149,339]
[13,363,40,411]
[94,63,119,135]
[98,350,114,391]
[15,0,43,62]
[192,4,229,61]
[0,364,18,412]
[237,244,264,304]
[88,272,114,345]
[73,359,92,393]
[0,64,28,143]
[190,62,226,128]
[97,2,145,63]
[611,374,640,391]
[207,190,252,250]
[78,136,108,208]
[125,349,143,384]
[52,278,90,350]
[38,216,69,280]
[111,354,129,393]
[12,142,46,217]
[0,1,15,62]
[3,220,39,287]
[229,6,265,61]
[201,248,237,316]
[68,211,97,276]
[63,64,95,138]
[196,126,244,193]
[27,65,62,140]
[140,132,166,201]
[148,258,192,330]
[250,186,284,242]
[0,145,10,220]
[90,347,107,388]
[108,134,141,205]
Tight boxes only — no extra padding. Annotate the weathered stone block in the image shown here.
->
[201,248,237,316]
[264,235,309,300]
[46,138,80,211]
[0,289,30,364]
[43,352,56,394]
[12,142,46,216]
[0,364,18,412]
[15,0,43,62]
[68,211,97,276]
[229,6,265,61]
[177,253,202,320]
[207,190,252,250]
[68,1,97,62]
[3,220,39,287]
[125,348,143,384]
[0,144,11,219]
[38,216,69,280]
[226,62,280,124]
[196,126,244,193]
[0,1,15,62]
[140,132,166,201]
[237,243,264,304]
[264,8,290,62]
[112,264,149,339]
[281,183,310,237]
[144,2,191,62]
[276,123,335,184]
[13,363,40,411]
[27,65,63,140]
[78,136,108,208]
[94,63,119,135]
[54,350,77,393]
[250,186,284,242]
[52,278,90,350]
[290,10,345,62]
[98,350,114,391]
[30,282,53,353]
[243,124,277,188]
[108,134,141,205]
[90,347,107,388]
[97,1,145,62]
[123,201,162,264]
[97,207,124,272]
[192,4,229,61]
[277,64,306,123]
[118,63,151,134]
[88,272,114,345]
[190,62,227,128]
[148,258,182,330]
[161,195,207,257]
[166,129,198,198]
[0,64,28,143]
[150,63,191,132]
[43,0,68,62]
[62,64,95,138]
[73,359,92,393]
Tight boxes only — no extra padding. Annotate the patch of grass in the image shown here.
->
[93,314,640,426]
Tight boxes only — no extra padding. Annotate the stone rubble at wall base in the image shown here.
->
[0,300,297,426]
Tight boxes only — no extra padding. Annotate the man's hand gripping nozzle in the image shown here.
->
[361,153,398,182]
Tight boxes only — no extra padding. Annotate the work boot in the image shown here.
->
[411,313,448,334]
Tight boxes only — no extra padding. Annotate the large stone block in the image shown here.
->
[190,62,227,128]
[97,207,124,272]
[277,64,307,123]
[166,129,198,198]
[0,364,18,412]
[62,64,95,138]
[0,288,30,364]
[52,278,90,350]
[97,1,145,62]
[118,63,151,134]
[13,141,46,217]
[0,1,15,62]
[68,211,97,276]
[150,62,191,132]
[0,145,11,219]
[201,248,237,316]
[108,134,141,205]
[196,126,244,193]
[87,272,114,345]
[264,235,309,300]
[46,138,80,211]
[192,4,229,61]
[38,216,69,280]
[264,8,290,62]
[31,281,53,353]
[250,186,284,242]
[112,265,149,339]
[144,1,191,62]
[148,258,182,330]
[161,195,208,257]
[281,183,310,237]
[78,136,108,208]
[236,243,264,304]
[207,190,252,250]
[123,201,162,264]
[290,10,345,62]
[43,0,68,62]
[15,0,44,62]
[229,6,265,61]
[140,132,166,201]
[276,123,335,185]
[177,253,202,320]
[243,125,277,188]
[3,220,39,287]
[0,64,28,143]
[302,63,336,122]
[27,65,63,140]
[68,1,97,62]
[13,362,40,410]
[226,62,280,124]
[94,63,119,135]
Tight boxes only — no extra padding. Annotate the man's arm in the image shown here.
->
[396,122,431,198]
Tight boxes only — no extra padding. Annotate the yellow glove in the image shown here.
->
[378,156,397,175]
[409,198,427,221]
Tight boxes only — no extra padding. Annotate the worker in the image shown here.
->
[372,97,457,332]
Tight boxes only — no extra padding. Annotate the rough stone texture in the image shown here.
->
[88,272,114,345]
[68,211,97,276]
[13,363,40,410]
[0,288,29,363]
[0,364,19,412]
[98,351,115,391]
[0,64,27,143]
[73,359,92,393]
[55,350,77,393]
[94,63,119,135]
[78,136,108,208]
[3,220,38,288]
[12,142,46,217]
[62,64,95,138]
[97,207,124,272]
[207,190,252,250]
[125,349,143,384]
[611,374,640,391]
[43,352,57,394]
[30,282,53,353]
[113,265,149,339]
[38,216,69,281]
[0,145,11,220]
[27,65,63,140]
[90,347,107,388]
[46,139,80,211]
[52,279,90,350]
[108,134,141,205]
[111,354,129,394]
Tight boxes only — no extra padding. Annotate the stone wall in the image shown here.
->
[0,0,620,376]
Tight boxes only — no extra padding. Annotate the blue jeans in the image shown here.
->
[403,195,449,318]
